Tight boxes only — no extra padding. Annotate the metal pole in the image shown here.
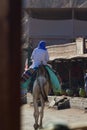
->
[72,8,75,42]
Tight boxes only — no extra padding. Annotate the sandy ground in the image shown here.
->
[20,94,87,130]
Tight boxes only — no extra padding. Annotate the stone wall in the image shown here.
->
[47,42,77,60]
[70,97,87,109]
[47,37,85,60]
[27,94,87,110]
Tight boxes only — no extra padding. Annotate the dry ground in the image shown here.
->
[21,94,87,130]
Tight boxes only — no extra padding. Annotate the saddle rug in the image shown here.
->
[21,65,61,93]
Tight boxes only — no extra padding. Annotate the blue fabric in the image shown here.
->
[45,65,61,93]
[38,40,47,50]
[21,68,37,89]
[21,78,31,89]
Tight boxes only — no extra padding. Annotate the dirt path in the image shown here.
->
[21,103,87,130]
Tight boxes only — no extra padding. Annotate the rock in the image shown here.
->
[49,98,56,108]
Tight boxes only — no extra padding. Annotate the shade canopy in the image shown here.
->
[26,8,87,20]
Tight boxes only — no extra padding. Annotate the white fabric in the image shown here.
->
[29,48,49,68]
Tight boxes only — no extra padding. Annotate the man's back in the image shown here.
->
[30,48,49,68]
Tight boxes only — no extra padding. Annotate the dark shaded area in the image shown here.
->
[26,8,87,20]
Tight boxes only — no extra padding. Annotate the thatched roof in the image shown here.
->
[23,0,87,8]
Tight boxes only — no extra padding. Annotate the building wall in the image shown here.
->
[29,19,73,38]
[47,42,77,60]
[47,37,86,60]
[74,20,87,37]
[28,18,87,45]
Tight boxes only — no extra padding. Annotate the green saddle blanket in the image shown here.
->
[21,65,61,93]
[21,76,31,89]
[21,69,37,89]
[45,65,61,93]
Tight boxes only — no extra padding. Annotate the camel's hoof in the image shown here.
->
[33,124,39,130]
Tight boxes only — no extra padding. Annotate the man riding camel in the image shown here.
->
[21,40,61,94]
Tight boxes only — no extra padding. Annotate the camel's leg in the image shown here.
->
[39,98,45,129]
[33,98,39,130]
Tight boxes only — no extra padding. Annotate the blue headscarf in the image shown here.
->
[38,40,47,50]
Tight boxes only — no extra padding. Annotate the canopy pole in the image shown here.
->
[68,61,72,89]
[72,8,75,42]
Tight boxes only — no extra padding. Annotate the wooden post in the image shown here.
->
[0,0,21,130]
[68,61,72,89]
